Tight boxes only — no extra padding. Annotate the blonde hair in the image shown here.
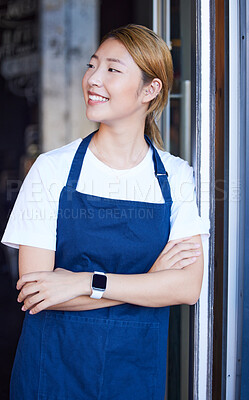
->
[101,24,174,150]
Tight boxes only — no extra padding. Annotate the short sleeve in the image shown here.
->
[168,161,210,243]
[1,154,60,251]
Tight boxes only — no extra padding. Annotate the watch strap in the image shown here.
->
[90,288,104,299]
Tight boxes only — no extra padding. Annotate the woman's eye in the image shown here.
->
[108,68,120,73]
[86,63,94,69]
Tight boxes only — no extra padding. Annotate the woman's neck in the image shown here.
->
[89,123,149,170]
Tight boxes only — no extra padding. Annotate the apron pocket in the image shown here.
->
[101,319,160,400]
[38,313,109,400]
[38,313,160,400]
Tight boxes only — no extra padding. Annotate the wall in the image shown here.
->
[40,0,99,152]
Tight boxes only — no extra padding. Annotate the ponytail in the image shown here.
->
[145,113,164,150]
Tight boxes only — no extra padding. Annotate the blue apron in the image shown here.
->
[10,131,172,400]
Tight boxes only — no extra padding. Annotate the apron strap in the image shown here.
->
[66,130,172,204]
[66,130,97,189]
[144,135,172,204]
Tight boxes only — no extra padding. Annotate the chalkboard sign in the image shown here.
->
[0,0,39,103]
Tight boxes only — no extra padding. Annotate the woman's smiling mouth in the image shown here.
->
[88,93,109,104]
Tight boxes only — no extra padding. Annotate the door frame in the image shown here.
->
[240,0,249,397]
[153,1,213,399]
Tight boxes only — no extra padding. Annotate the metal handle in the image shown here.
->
[180,80,191,163]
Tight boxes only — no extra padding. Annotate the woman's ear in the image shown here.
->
[142,78,162,104]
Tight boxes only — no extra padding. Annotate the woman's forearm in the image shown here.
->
[76,253,203,308]
[46,295,124,311]
[104,264,203,307]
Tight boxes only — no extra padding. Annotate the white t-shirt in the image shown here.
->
[1,137,210,251]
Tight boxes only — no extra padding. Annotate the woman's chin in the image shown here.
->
[85,111,101,123]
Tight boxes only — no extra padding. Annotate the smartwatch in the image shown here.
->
[90,271,107,299]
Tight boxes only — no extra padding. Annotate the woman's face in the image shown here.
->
[82,38,147,126]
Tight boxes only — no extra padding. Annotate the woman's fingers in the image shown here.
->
[169,256,198,270]
[160,237,199,257]
[22,292,44,311]
[150,240,202,272]
[28,300,50,314]
[166,242,200,261]
[166,249,201,269]
[160,236,188,252]
[16,271,47,290]
[17,282,39,303]
[22,296,49,314]
[159,241,200,263]
[153,250,200,272]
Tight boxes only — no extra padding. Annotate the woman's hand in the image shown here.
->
[16,268,90,315]
[148,237,202,273]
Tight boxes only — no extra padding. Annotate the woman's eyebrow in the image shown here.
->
[106,57,126,66]
[91,54,126,66]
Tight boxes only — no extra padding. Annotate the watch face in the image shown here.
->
[92,273,107,290]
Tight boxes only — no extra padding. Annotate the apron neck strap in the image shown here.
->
[66,130,96,189]
[144,135,168,176]
[66,131,171,203]
[144,134,171,203]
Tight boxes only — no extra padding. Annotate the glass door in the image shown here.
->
[153,1,193,399]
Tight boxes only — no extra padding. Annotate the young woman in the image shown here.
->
[2,24,209,399]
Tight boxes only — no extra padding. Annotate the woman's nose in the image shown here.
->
[88,68,103,87]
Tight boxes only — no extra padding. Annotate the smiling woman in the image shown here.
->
[1,24,209,400]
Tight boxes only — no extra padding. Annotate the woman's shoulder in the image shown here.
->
[32,138,83,182]
[156,148,198,204]
[156,147,193,181]
[39,138,82,164]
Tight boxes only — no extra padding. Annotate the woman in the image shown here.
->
[2,24,209,399]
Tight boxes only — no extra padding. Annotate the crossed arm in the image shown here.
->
[16,235,204,314]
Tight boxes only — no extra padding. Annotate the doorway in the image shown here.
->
[153,1,194,399]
